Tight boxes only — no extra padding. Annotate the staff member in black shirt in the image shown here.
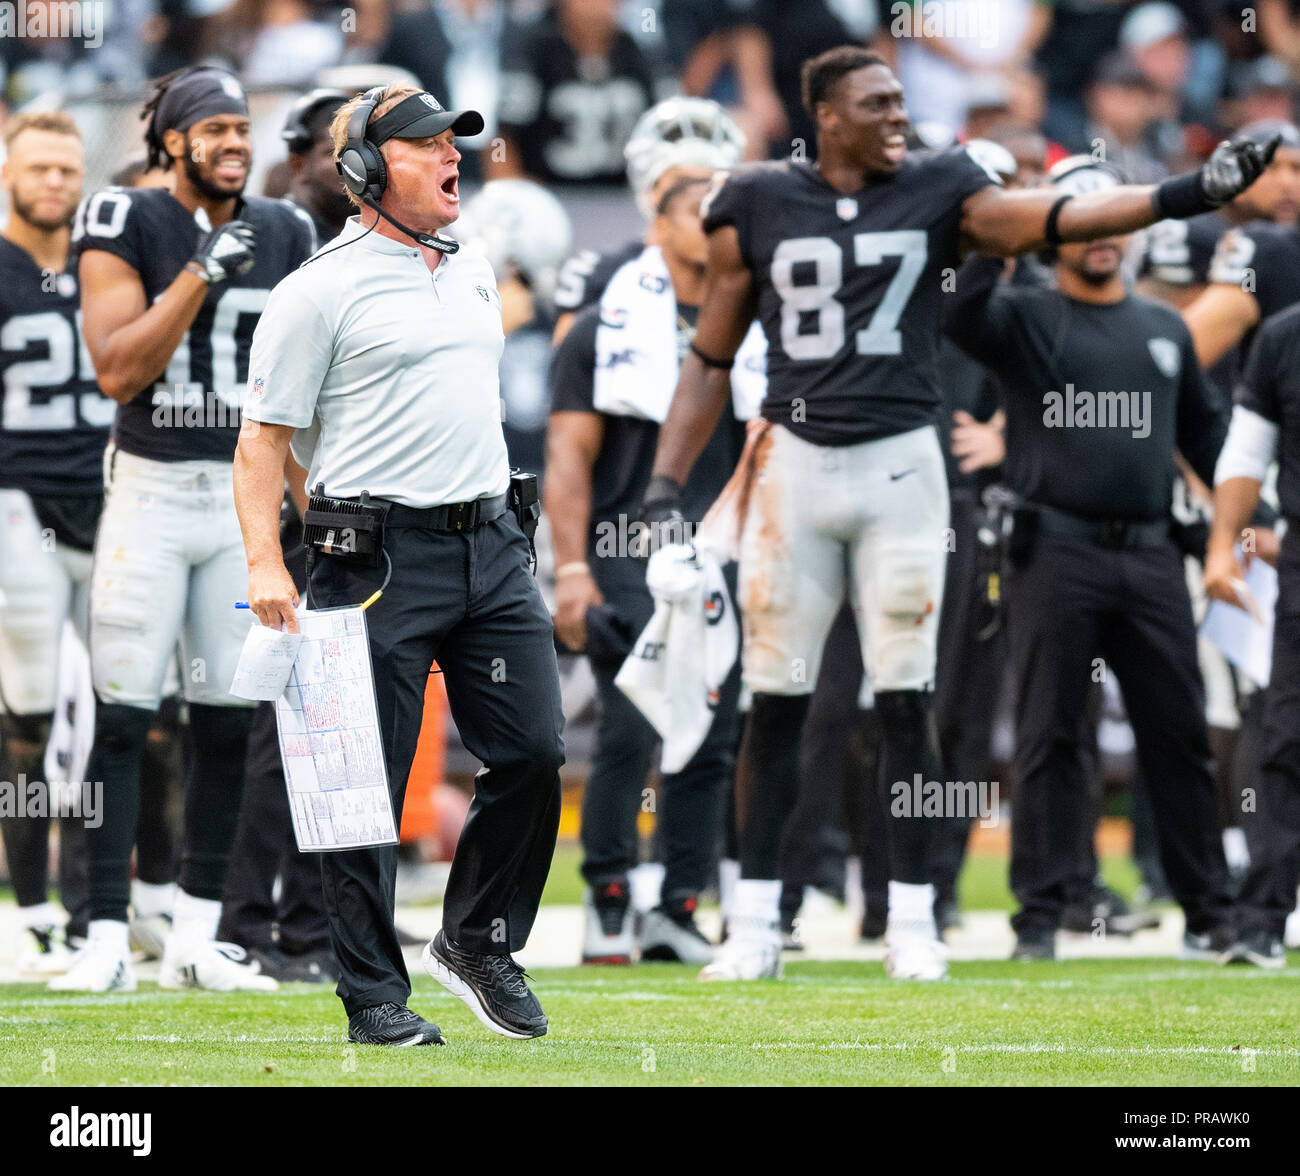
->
[1206,302,1300,968]
[945,156,1236,962]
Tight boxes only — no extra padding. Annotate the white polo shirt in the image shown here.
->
[242,216,510,508]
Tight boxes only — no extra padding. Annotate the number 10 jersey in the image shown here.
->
[702,150,997,446]
[71,186,316,463]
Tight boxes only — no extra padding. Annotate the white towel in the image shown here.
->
[593,243,765,422]
[615,521,739,774]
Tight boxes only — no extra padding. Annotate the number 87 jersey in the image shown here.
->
[702,148,999,446]
[71,186,316,462]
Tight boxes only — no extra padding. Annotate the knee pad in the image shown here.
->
[0,710,53,758]
[874,689,932,731]
[188,703,254,761]
[748,693,811,739]
[93,702,154,756]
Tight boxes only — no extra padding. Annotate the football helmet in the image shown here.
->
[624,97,746,218]
[457,179,574,305]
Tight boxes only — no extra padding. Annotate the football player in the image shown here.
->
[51,66,316,993]
[1183,121,1300,370]
[552,96,748,346]
[0,111,112,974]
[642,45,1275,981]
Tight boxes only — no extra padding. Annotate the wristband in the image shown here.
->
[184,259,213,284]
[555,562,591,579]
[689,341,735,370]
[1043,194,1073,245]
[1153,171,1214,220]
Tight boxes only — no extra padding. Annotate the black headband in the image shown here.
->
[154,68,249,140]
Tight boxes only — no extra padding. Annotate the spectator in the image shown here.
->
[1085,52,1169,183]
[1036,0,1132,150]
[893,0,1051,135]
[212,0,345,86]
[491,0,665,185]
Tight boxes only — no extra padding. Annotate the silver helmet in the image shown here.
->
[456,179,574,306]
[624,97,747,219]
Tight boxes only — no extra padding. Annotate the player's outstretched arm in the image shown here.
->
[80,250,209,403]
[649,225,756,490]
[961,137,1279,258]
[234,418,300,634]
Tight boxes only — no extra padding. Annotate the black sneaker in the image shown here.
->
[239,944,332,984]
[1180,925,1235,961]
[285,946,341,984]
[347,1002,445,1046]
[1011,930,1056,961]
[422,929,547,1039]
[1222,931,1287,969]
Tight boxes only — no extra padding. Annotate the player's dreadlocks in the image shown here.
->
[140,66,190,171]
[140,64,249,172]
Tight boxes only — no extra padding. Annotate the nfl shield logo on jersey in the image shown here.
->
[836,197,858,221]
[1147,337,1180,379]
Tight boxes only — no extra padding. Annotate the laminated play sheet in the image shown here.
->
[273,607,398,851]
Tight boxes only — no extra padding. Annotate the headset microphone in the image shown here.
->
[361,195,459,254]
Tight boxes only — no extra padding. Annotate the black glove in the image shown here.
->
[190,220,258,284]
[639,474,689,556]
[1155,135,1281,219]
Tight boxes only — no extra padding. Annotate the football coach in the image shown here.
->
[233,84,564,1046]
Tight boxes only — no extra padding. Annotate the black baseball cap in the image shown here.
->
[367,91,484,145]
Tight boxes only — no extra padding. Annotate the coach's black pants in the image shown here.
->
[1006,534,1232,938]
[310,512,564,1017]
[1237,528,1300,938]
[217,700,329,955]
[583,551,739,900]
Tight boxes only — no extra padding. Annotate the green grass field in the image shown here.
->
[2,957,1296,1087]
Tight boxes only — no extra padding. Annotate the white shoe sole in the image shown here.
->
[421,941,535,1040]
[158,964,277,992]
[48,968,136,993]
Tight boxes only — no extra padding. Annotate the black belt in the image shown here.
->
[384,492,509,532]
[1034,506,1170,550]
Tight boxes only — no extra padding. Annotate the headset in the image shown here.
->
[333,86,459,255]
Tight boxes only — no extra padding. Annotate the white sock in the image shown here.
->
[1222,827,1250,873]
[731,878,781,927]
[88,919,129,953]
[170,890,221,948]
[18,900,60,931]
[132,879,175,919]
[629,861,664,914]
[718,858,740,920]
[888,880,936,924]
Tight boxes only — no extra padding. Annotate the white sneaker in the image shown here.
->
[698,919,782,981]
[640,907,715,965]
[48,939,136,992]
[158,940,278,991]
[129,913,172,961]
[17,924,74,976]
[1284,906,1300,951]
[885,918,949,981]
[582,889,634,964]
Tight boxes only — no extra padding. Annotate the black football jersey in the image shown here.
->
[72,187,315,462]
[1208,220,1300,323]
[0,237,114,496]
[497,14,661,185]
[703,150,998,445]
[1139,211,1229,286]
[553,240,643,315]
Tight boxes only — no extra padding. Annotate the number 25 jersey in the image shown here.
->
[702,150,997,445]
[72,186,315,462]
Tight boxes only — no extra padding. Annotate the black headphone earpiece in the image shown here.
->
[337,86,387,202]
